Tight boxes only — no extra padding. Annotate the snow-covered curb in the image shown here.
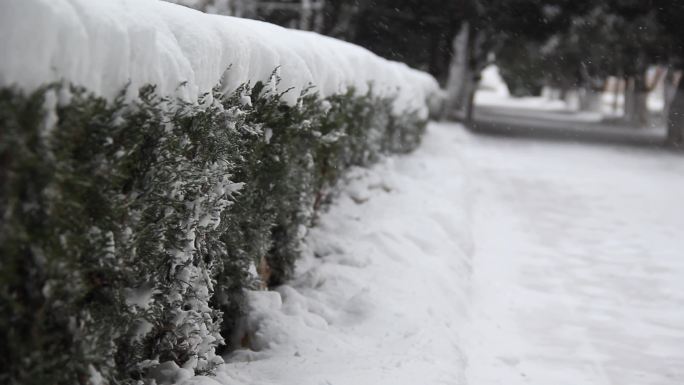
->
[0,0,440,116]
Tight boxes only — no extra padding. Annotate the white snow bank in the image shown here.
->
[0,0,440,115]
[183,123,474,385]
[478,65,510,97]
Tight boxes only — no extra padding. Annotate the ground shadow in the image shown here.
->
[469,105,675,151]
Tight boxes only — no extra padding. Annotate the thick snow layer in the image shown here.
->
[180,122,682,385]
[0,0,439,115]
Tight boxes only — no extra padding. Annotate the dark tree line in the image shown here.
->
[322,0,684,144]
[170,0,684,145]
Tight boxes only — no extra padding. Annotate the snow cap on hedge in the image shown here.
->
[0,0,440,117]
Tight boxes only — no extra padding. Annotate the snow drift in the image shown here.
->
[0,0,440,115]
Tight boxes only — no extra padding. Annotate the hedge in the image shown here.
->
[0,75,427,384]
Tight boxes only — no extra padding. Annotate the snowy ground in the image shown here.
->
[463,125,684,385]
[183,121,684,385]
[199,122,475,385]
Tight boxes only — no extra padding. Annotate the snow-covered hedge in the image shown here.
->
[0,0,440,384]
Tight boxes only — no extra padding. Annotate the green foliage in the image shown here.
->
[496,40,547,96]
[0,75,427,384]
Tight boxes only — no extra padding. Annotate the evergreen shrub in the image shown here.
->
[0,75,428,384]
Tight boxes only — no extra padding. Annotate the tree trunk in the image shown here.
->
[624,73,649,127]
[664,68,677,119]
[312,0,324,32]
[465,79,478,123]
[624,77,634,118]
[577,63,606,113]
[300,0,312,30]
[579,87,603,112]
[443,22,479,125]
[443,22,471,120]
[564,88,580,110]
[667,74,684,146]
[612,77,621,114]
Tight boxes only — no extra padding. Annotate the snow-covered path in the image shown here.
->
[191,122,684,385]
[463,125,684,385]
[207,122,475,385]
